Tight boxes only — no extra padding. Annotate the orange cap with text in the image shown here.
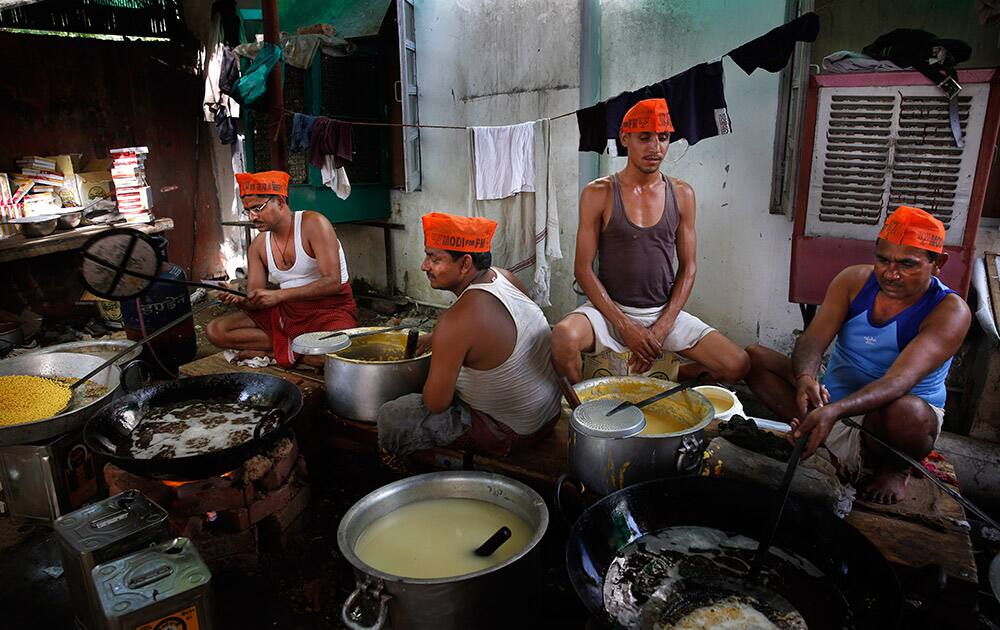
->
[620,98,674,135]
[878,205,945,253]
[235,170,290,197]
[422,212,497,253]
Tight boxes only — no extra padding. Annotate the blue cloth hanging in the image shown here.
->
[230,42,283,107]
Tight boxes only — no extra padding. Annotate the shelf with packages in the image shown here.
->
[0,218,173,264]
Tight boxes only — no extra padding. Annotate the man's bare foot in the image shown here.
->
[861,468,910,504]
[235,350,271,360]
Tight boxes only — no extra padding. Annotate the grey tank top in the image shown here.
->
[597,174,679,308]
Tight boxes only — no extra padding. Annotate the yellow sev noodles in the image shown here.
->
[0,375,72,425]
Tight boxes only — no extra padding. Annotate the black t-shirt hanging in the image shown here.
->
[728,12,820,75]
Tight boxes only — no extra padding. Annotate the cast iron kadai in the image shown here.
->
[84,372,303,480]
[564,476,903,629]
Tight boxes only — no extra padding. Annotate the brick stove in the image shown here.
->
[103,433,311,572]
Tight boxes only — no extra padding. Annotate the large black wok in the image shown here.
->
[84,373,302,480]
[566,476,901,629]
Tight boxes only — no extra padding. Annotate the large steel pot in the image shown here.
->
[569,376,714,496]
[0,352,124,445]
[337,471,549,630]
[325,327,431,422]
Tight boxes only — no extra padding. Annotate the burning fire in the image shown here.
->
[160,470,237,489]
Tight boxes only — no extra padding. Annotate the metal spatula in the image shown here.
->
[605,373,708,416]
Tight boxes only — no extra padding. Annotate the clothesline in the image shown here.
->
[276,107,576,130]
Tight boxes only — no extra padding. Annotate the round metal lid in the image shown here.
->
[291,331,351,356]
[571,399,646,438]
[80,229,162,300]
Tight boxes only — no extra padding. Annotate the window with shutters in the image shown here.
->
[803,83,989,247]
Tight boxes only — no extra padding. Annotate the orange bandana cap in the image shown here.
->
[620,98,674,135]
[422,212,497,253]
[236,171,290,197]
[878,205,945,253]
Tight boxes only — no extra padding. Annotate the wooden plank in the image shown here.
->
[179,351,323,386]
[846,508,978,585]
[0,218,174,263]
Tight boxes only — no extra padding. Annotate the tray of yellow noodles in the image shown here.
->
[0,352,120,445]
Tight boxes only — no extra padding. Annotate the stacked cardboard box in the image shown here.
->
[110,147,153,224]
[15,156,63,216]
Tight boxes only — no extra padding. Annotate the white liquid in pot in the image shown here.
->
[353,498,533,579]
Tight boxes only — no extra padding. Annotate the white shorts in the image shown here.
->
[822,404,945,478]
[571,301,715,355]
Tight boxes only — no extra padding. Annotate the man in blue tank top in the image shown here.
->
[746,206,970,504]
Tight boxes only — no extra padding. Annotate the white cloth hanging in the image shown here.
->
[467,119,561,306]
[321,155,352,200]
[470,121,535,201]
[202,10,239,122]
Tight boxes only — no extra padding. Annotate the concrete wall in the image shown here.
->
[341,0,802,350]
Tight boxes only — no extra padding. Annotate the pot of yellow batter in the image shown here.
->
[568,376,714,496]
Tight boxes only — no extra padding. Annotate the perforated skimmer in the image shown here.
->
[570,399,646,438]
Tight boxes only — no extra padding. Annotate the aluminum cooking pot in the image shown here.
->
[568,376,714,496]
[0,352,129,445]
[337,471,548,630]
[324,327,431,422]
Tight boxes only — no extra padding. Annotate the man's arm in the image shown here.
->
[248,213,346,308]
[789,266,864,413]
[422,310,471,413]
[650,179,696,341]
[224,237,267,309]
[574,181,661,364]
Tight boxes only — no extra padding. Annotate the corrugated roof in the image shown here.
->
[279,0,390,40]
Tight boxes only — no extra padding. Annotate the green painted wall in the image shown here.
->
[811,0,1000,68]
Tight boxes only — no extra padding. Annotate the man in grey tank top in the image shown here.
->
[551,98,750,383]
[376,213,562,461]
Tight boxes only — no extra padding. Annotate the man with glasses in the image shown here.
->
[745,206,970,504]
[206,170,357,366]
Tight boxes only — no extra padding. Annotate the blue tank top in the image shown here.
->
[822,274,956,409]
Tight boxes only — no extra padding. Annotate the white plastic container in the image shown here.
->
[693,385,744,421]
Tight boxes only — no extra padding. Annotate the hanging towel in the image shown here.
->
[321,156,351,200]
[576,101,608,153]
[234,33,355,69]
[229,42,283,107]
[467,119,561,306]
[290,113,318,153]
[308,117,353,170]
[727,12,820,75]
[603,61,732,156]
[470,121,535,201]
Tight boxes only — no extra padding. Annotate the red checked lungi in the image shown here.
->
[246,284,358,366]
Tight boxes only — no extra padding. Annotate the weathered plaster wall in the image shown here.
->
[342,0,802,350]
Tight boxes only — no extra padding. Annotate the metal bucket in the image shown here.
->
[337,471,549,630]
[324,328,431,422]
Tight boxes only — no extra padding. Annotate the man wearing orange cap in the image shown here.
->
[376,212,562,459]
[745,206,970,504]
[206,170,357,367]
[552,97,750,384]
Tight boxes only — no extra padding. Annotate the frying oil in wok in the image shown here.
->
[130,400,264,459]
[603,526,853,629]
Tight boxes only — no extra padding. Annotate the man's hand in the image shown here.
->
[415,332,433,356]
[619,320,662,365]
[795,374,830,418]
[247,288,283,310]
[219,291,246,307]
[789,404,840,459]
